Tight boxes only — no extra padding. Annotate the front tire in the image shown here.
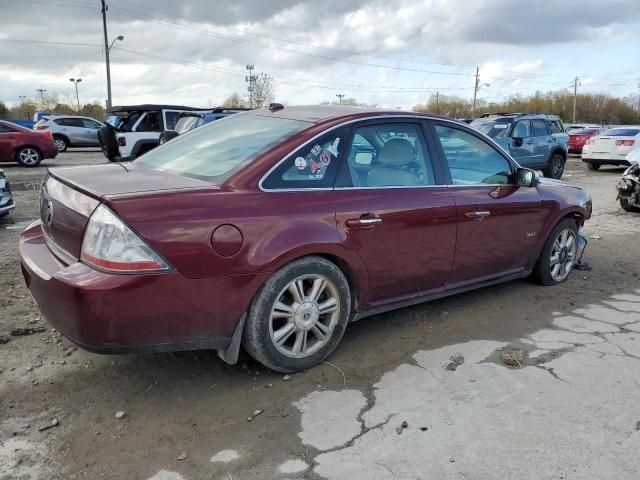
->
[620,197,640,212]
[242,256,351,373]
[586,162,601,171]
[542,154,565,179]
[15,147,42,167]
[53,135,68,152]
[532,219,579,286]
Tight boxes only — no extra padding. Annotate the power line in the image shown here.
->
[0,38,101,47]
[112,0,477,69]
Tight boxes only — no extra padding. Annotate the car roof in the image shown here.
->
[108,104,209,114]
[243,105,440,124]
[479,112,562,120]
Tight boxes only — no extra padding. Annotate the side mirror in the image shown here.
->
[512,137,524,147]
[516,167,539,187]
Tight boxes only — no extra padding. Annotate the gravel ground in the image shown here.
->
[1,152,640,479]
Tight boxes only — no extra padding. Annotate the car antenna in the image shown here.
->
[269,103,284,112]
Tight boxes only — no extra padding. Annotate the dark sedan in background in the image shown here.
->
[0,120,58,167]
[20,106,591,372]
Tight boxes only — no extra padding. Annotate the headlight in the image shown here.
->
[81,204,171,273]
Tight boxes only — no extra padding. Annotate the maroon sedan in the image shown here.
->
[568,127,603,154]
[19,106,591,372]
[0,120,58,167]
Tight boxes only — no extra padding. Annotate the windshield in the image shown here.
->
[135,114,310,183]
[470,118,512,138]
[603,128,640,137]
[174,115,202,134]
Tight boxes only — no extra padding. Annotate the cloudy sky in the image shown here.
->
[1,0,639,110]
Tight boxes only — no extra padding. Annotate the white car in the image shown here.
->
[581,126,640,171]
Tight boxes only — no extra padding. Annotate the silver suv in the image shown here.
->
[34,115,104,152]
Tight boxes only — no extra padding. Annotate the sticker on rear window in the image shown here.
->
[319,151,331,166]
[311,144,322,157]
[295,157,307,170]
[327,138,340,156]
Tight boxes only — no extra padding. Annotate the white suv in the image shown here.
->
[98,105,208,161]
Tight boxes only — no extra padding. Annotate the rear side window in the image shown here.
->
[136,115,309,184]
[435,125,513,185]
[337,123,435,188]
[531,119,549,137]
[164,111,181,130]
[549,120,564,133]
[262,127,349,190]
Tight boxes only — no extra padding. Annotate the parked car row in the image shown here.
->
[0,119,58,167]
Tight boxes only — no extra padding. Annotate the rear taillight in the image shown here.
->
[117,137,126,146]
[44,132,53,141]
[616,139,635,146]
[81,204,171,273]
[35,125,49,131]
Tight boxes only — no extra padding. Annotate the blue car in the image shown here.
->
[158,107,249,144]
[470,113,569,179]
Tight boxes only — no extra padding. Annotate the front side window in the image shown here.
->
[137,112,161,132]
[512,120,531,138]
[338,123,435,188]
[164,111,181,130]
[135,114,309,184]
[435,125,513,185]
[261,127,348,189]
[531,119,549,137]
[81,119,101,129]
[0,125,15,133]
[174,115,202,134]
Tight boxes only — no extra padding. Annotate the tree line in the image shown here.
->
[413,90,640,125]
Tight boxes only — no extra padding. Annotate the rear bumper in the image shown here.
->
[581,157,630,166]
[42,143,59,159]
[19,221,267,354]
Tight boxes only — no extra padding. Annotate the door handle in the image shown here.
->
[345,215,382,229]
[465,210,491,220]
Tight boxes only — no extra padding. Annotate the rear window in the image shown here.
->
[572,128,597,135]
[135,114,309,183]
[603,128,640,137]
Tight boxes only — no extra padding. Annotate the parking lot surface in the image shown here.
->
[1,153,640,479]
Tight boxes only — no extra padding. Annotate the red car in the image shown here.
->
[19,106,592,372]
[0,120,58,167]
[568,127,603,154]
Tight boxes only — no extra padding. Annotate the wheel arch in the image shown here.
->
[551,148,567,161]
[52,133,70,143]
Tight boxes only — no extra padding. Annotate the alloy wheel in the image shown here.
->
[19,148,40,165]
[53,138,66,152]
[269,274,340,358]
[552,157,564,178]
[549,228,577,282]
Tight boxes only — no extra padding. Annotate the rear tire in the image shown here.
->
[532,219,578,286]
[15,147,42,167]
[242,256,351,373]
[53,135,68,152]
[586,162,601,171]
[542,154,565,179]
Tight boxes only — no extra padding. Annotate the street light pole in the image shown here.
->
[69,78,82,111]
[101,0,112,110]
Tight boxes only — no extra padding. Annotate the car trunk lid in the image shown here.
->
[40,164,215,261]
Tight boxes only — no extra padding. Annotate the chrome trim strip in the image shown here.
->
[258,114,522,193]
[42,228,78,265]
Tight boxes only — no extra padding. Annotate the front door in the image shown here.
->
[334,121,457,305]
[432,122,549,286]
[509,120,536,167]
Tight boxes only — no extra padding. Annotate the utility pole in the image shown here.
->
[336,94,345,105]
[36,89,47,110]
[245,64,255,108]
[572,76,580,123]
[472,66,479,118]
[101,0,113,110]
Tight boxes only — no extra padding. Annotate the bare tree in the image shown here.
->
[251,73,274,108]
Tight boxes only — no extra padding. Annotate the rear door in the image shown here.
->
[333,120,457,305]
[431,121,549,286]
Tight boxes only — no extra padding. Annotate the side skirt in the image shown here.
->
[352,270,532,322]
